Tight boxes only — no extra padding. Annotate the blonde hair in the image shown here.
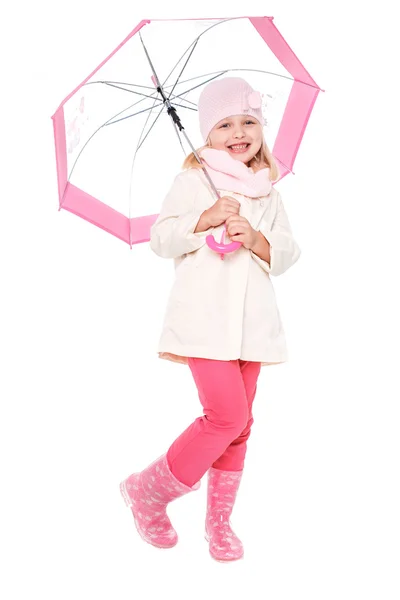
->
[182,136,279,182]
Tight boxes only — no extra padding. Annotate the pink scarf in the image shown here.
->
[199,148,272,198]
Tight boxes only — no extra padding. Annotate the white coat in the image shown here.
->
[149,167,301,366]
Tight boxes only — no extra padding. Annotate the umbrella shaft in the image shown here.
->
[179,129,220,200]
[156,86,182,129]
[157,82,220,201]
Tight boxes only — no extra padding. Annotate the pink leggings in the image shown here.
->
[166,357,261,488]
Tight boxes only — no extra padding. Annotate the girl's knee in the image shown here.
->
[231,403,250,437]
[207,401,248,437]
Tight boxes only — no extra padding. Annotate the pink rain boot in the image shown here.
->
[120,454,200,549]
[205,467,244,561]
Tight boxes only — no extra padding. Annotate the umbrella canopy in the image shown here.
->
[52,16,322,247]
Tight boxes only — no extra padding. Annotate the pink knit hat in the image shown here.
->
[198,77,264,142]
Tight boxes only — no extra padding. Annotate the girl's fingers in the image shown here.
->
[227,225,246,236]
[224,208,240,217]
[227,217,249,229]
[226,215,246,224]
[223,200,240,210]
[224,196,241,206]
[230,234,245,243]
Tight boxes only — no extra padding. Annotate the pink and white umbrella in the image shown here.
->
[52,16,322,249]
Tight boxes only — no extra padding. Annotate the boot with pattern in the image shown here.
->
[120,454,200,549]
[205,467,244,561]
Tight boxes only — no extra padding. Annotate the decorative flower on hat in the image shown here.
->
[242,90,267,125]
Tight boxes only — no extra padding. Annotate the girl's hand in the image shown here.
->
[225,215,259,250]
[204,196,240,228]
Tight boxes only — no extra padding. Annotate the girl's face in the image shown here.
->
[208,114,263,166]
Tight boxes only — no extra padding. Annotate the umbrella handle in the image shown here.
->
[206,225,242,255]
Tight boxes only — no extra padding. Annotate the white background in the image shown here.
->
[1,1,399,598]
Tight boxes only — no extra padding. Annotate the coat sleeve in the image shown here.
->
[149,171,213,259]
[251,191,301,276]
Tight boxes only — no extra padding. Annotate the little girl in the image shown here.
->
[120,77,301,562]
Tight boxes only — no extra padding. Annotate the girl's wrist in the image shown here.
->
[194,210,212,233]
[250,230,262,250]
[250,231,271,262]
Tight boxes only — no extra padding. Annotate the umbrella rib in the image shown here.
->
[154,66,316,114]
[65,101,165,184]
[105,102,165,126]
[164,67,319,98]
[128,99,165,241]
[160,18,235,92]
[170,102,197,112]
[87,79,198,107]
[169,69,293,103]
[102,82,161,101]
[139,30,163,90]
[170,72,229,100]
[167,38,199,101]
[136,104,166,152]
[158,16,319,91]
[86,81,156,90]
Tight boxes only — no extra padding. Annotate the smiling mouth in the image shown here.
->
[228,143,250,152]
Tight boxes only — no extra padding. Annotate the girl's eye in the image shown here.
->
[220,121,255,128]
